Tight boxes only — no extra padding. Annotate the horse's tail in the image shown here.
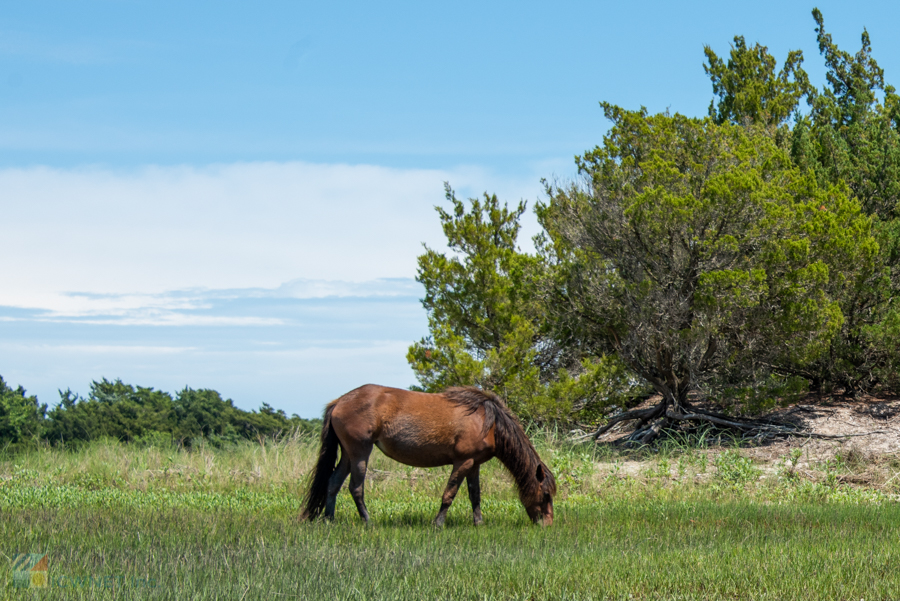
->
[301,401,340,521]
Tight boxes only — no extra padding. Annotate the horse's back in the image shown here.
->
[329,384,492,468]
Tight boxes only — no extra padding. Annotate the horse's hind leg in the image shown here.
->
[465,465,483,526]
[347,441,374,524]
[433,458,475,527]
[324,452,350,520]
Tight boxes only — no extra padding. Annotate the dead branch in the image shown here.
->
[591,405,664,440]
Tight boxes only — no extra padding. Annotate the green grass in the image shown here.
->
[1,436,899,600]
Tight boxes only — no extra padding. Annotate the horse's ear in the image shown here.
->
[535,464,545,482]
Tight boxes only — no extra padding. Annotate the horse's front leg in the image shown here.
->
[433,458,475,527]
[465,465,483,526]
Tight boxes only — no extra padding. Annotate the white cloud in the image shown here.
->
[0,291,206,318]
[0,314,423,416]
[0,278,424,326]
[272,277,422,299]
[0,160,552,415]
[0,162,544,306]
[15,344,197,355]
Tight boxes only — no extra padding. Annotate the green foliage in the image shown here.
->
[3,374,320,448]
[793,9,900,226]
[44,379,176,444]
[720,374,808,415]
[778,447,804,482]
[0,376,46,446]
[781,10,900,393]
[66,379,174,443]
[173,387,241,444]
[704,35,811,128]
[568,9,900,398]
[407,184,546,412]
[413,183,540,363]
[408,184,641,421]
[234,401,313,440]
[714,449,761,485]
[546,444,596,493]
[540,106,874,406]
[537,355,637,423]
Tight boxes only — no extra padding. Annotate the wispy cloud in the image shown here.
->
[0,278,422,326]
[0,281,427,415]
[0,159,538,415]
[0,161,542,305]
[272,278,422,299]
[9,343,197,355]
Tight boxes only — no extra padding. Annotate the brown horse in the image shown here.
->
[301,384,556,526]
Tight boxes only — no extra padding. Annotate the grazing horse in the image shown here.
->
[301,384,556,526]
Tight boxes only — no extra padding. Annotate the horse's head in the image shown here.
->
[523,462,556,526]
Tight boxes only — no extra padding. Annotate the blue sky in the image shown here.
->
[1,1,898,416]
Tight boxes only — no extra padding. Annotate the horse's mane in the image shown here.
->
[443,387,556,502]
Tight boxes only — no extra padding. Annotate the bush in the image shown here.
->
[0,376,46,446]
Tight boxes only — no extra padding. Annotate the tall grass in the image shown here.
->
[2,435,899,599]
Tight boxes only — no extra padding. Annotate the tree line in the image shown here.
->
[0,375,320,449]
[407,9,900,441]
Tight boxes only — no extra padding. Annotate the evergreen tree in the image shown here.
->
[540,105,875,441]
[408,184,637,422]
[0,376,46,445]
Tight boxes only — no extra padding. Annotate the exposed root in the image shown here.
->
[645,418,671,444]
[591,404,665,441]
[585,397,887,446]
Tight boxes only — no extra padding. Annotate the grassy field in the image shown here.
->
[2,433,899,600]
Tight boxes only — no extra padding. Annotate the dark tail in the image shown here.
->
[301,402,340,520]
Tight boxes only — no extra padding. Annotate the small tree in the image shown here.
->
[173,388,240,445]
[408,184,637,422]
[44,379,176,443]
[540,105,875,442]
[0,376,46,445]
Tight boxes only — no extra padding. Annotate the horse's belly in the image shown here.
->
[374,438,455,468]
[373,414,464,467]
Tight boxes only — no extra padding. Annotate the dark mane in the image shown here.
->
[443,386,505,433]
[443,387,557,503]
